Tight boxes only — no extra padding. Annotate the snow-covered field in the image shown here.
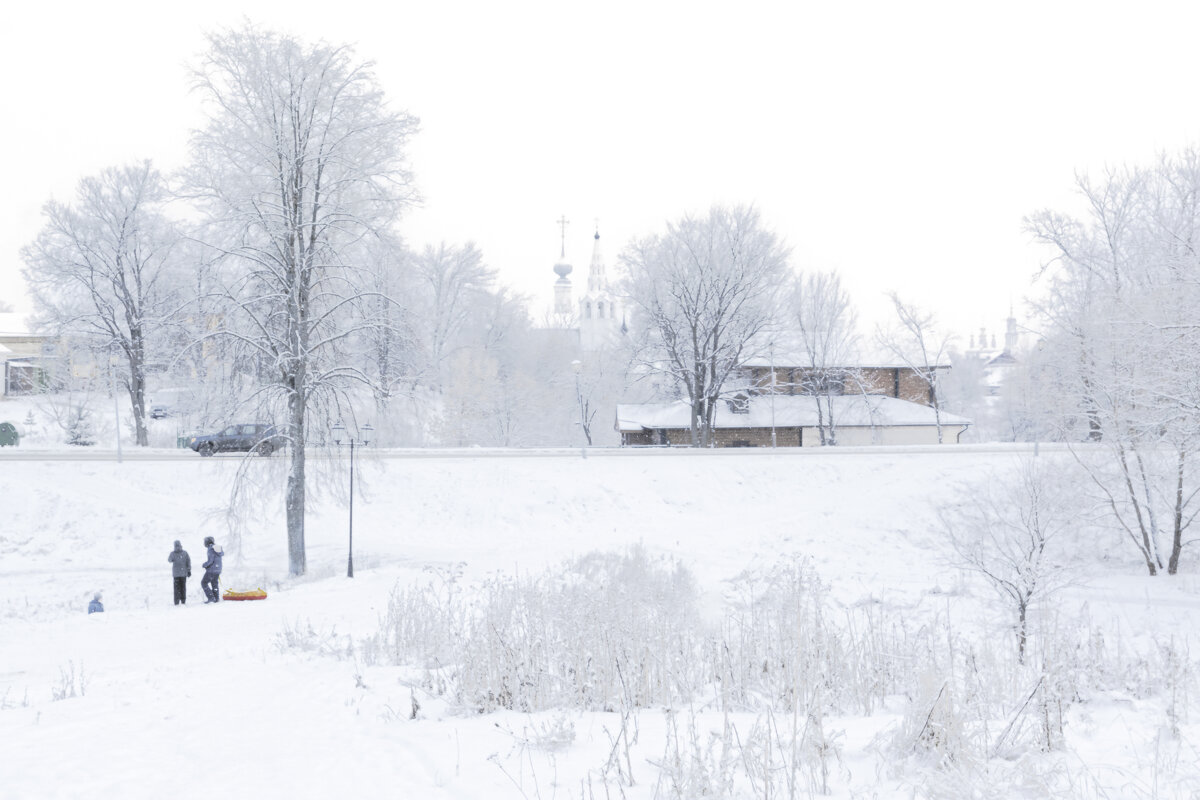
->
[3,446,1200,798]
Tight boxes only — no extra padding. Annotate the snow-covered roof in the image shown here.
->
[616,394,971,432]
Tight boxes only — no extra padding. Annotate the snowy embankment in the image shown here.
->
[2,448,1199,798]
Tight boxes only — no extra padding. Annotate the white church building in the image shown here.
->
[549,221,624,352]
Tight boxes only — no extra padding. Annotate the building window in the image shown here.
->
[816,375,845,395]
[727,393,750,414]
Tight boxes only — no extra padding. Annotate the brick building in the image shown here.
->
[616,343,965,447]
[617,394,970,447]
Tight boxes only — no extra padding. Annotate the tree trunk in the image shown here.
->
[1169,447,1186,575]
[127,326,149,446]
[128,376,148,447]
[1114,445,1160,575]
[286,383,307,576]
[927,373,943,444]
[375,294,393,410]
[1017,601,1028,665]
[826,390,838,446]
[1080,368,1103,442]
[814,394,827,446]
[703,393,719,448]
[580,401,594,446]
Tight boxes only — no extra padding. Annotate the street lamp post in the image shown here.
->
[332,420,373,578]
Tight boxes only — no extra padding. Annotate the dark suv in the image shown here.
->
[187,424,285,457]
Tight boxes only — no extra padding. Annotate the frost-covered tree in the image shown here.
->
[568,347,632,447]
[941,460,1075,664]
[410,242,495,388]
[620,205,790,447]
[21,161,181,446]
[185,25,418,575]
[357,233,417,411]
[786,270,859,445]
[876,293,953,443]
[436,287,564,447]
[1027,149,1200,575]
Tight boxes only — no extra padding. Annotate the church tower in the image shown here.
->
[551,215,575,322]
[579,226,620,351]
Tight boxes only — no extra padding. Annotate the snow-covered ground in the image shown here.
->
[3,447,1199,798]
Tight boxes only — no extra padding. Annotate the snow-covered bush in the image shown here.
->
[276,618,353,659]
[374,550,1200,795]
[381,546,702,712]
[50,660,87,702]
[650,710,738,799]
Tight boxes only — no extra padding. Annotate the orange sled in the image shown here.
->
[222,588,268,601]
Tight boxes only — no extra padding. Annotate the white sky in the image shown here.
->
[4,1,1200,339]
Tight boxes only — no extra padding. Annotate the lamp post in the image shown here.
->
[571,359,587,458]
[332,420,373,578]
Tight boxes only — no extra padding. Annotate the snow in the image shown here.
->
[2,447,1200,797]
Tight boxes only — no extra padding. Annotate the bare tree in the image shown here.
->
[876,293,953,443]
[620,205,789,447]
[787,270,859,445]
[21,161,180,446]
[433,289,556,447]
[411,242,495,388]
[185,25,418,575]
[941,460,1075,664]
[571,348,632,447]
[1027,149,1200,575]
[357,233,417,411]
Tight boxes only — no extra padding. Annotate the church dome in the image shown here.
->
[554,261,573,279]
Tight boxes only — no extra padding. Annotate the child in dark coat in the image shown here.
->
[168,540,192,605]
[201,536,223,603]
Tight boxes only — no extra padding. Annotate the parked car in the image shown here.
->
[148,388,194,420]
[187,423,284,456]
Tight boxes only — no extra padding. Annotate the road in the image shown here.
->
[0,442,1077,461]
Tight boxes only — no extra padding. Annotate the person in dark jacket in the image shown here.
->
[168,540,192,605]
[201,536,223,603]
[88,592,104,614]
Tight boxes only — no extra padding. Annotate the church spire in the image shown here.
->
[552,214,573,316]
[587,224,607,294]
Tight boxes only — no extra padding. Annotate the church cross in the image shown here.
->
[557,215,570,258]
